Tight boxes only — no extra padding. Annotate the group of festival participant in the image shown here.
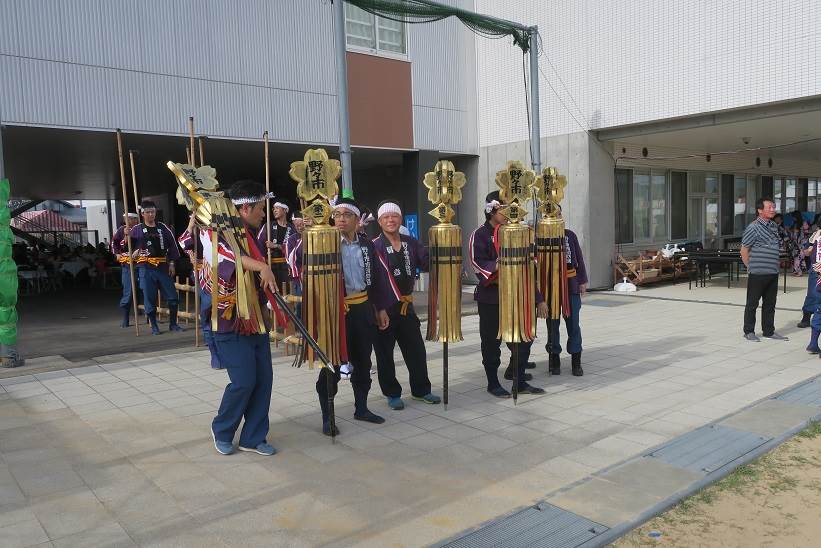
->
[114,182,587,456]
[111,200,183,335]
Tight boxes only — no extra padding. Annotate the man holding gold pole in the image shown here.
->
[469,191,545,398]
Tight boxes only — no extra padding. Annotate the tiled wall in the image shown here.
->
[476,0,821,147]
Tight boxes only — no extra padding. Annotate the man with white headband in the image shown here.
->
[129,200,182,335]
[256,199,294,290]
[372,199,441,410]
[111,211,140,328]
[469,191,545,398]
[291,196,397,432]
[208,180,278,456]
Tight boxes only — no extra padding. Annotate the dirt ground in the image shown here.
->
[612,422,821,548]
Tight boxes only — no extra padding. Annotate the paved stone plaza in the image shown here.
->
[1,278,820,547]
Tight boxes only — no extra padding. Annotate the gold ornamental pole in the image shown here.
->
[116,130,139,336]
[422,161,466,410]
[495,160,537,405]
[289,148,344,441]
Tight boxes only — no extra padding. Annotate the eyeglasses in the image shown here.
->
[332,211,356,219]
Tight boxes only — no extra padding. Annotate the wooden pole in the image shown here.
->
[189,117,200,347]
[198,136,205,166]
[116,130,139,336]
[128,150,140,217]
[264,131,276,334]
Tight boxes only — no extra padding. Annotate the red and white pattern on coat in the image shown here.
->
[199,228,238,309]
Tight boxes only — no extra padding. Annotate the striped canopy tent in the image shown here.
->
[12,210,82,233]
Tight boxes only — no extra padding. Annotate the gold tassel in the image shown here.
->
[498,223,536,343]
[303,224,343,369]
[426,224,463,342]
[536,216,565,321]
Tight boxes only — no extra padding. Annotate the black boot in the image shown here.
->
[798,311,812,328]
[352,384,385,424]
[549,353,561,375]
[168,304,184,332]
[504,362,532,381]
[120,306,130,328]
[571,352,583,376]
[318,393,339,436]
[148,313,161,335]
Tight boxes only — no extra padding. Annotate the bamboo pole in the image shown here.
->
[198,136,205,166]
[189,117,200,347]
[264,131,277,335]
[116,130,139,336]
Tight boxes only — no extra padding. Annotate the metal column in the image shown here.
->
[333,0,354,198]
[528,26,541,174]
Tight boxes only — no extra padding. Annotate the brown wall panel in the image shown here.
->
[347,52,413,149]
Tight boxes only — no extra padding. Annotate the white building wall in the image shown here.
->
[0,0,477,154]
[476,0,821,147]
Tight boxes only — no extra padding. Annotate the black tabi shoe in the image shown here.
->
[515,383,545,395]
[503,364,532,381]
[525,361,536,370]
[571,352,584,376]
[487,385,511,398]
[353,410,385,424]
[120,307,130,328]
[322,421,340,436]
[798,311,812,328]
[549,354,561,375]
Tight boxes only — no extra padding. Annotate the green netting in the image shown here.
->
[0,179,18,345]
[345,0,532,52]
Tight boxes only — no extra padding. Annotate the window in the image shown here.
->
[632,169,667,241]
[633,171,650,240]
[773,177,783,212]
[651,172,667,240]
[785,178,796,212]
[345,5,406,54]
[809,180,818,212]
[615,169,633,244]
[733,176,747,235]
[670,172,687,240]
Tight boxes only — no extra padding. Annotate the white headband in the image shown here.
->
[125,213,138,218]
[484,199,501,214]
[232,192,274,206]
[377,202,402,219]
[273,201,289,212]
[334,202,361,217]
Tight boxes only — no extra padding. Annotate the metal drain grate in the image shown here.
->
[440,503,607,548]
[775,380,821,407]
[647,424,770,473]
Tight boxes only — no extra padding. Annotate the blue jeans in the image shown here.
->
[199,288,221,369]
[139,268,178,315]
[211,332,272,447]
[547,293,582,354]
[119,266,141,308]
[803,270,818,313]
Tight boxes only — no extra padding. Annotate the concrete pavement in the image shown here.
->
[1,277,819,547]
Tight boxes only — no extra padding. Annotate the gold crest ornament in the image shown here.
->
[423,160,466,224]
[289,149,345,369]
[532,167,569,321]
[289,149,341,210]
[495,160,537,344]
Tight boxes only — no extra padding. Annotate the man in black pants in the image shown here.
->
[469,191,545,398]
[372,200,441,410]
[741,197,787,341]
